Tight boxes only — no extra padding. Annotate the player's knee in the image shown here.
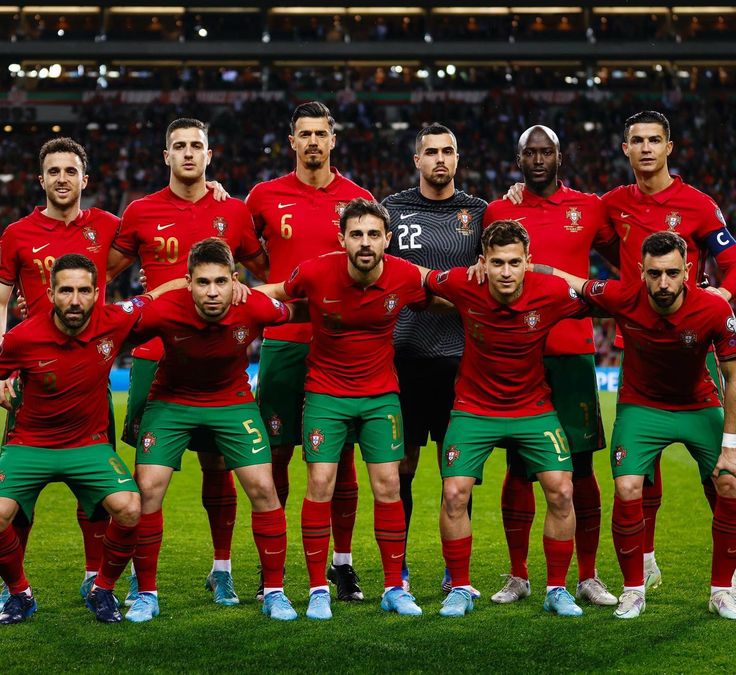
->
[544,478,574,513]
[614,477,643,501]
[442,480,470,514]
[308,473,335,501]
[714,474,736,499]
[371,475,400,502]
[109,492,141,527]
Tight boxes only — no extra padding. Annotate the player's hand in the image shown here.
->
[139,267,148,291]
[232,281,252,305]
[15,293,28,319]
[714,445,736,476]
[503,182,525,205]
[0,377,16,411]
[466,258,486,284]
[206,181,231,202]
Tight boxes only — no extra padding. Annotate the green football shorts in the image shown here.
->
[442,410,572,483]
[302,392,403,464]
[0,443,137,522]
[136,400,271,471]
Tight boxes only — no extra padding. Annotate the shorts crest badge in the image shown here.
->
[212,216,228,236]
[233,326,249,344]
[614,445,627,466]
[665,211,682,230]
[384,293,399,314]
[523,311,541,330]
[456,209,473,236]
[141,432,156,453]
[0,472,5,482]
[97,338,114,360]
[564,207,583,233]
[268,415,282,436]
[309,428,325,451]
[446,445,460,466]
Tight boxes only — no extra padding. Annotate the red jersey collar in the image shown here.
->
[46,305,102,345]
[31,206,90,231]
[632,175,684,204]
[635,282,691,327]
[287,167,344,195]
[337,252,389,291]
[522,181,569,207]
[484,272,543,312]
[185,293,241,328]
[162,186,215,210]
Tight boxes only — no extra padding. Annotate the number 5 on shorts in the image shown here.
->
[243,419,263,444]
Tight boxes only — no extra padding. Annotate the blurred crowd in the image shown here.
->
[1,89,734,364]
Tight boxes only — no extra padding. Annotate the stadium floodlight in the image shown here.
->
[3,126,12,133]
[391,65,403,74]
[27,69,38,78]
[57,29,64,36]
[198,27,208,37]
[654,63,663,72]
[437,69,446,78]
[446,64,456,75]
[51,124,61,132]
[8,63,20,72]
[262,31,271,43]
[584,122,595,131]
[416,68,429,78]
[38,67,49,78]
[48,63,62,78]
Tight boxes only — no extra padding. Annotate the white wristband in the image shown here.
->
[722,433,736,448]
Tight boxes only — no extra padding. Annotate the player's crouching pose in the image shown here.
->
[535,231,736,620]
[0,254,179,624]
[125,238,299,622]
[259,198,434,619]
[430,220,590,618]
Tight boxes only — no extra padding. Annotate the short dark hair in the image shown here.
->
[415,123,457,154]
[188,237,235,275]
[624,110,670,142]
[641,231,687,260]
[50,253,97,288]
[481,220,530,254]
[290,101,335,134]
[165,118,208,147]
[339,197,388,234]
[39,137,88,174]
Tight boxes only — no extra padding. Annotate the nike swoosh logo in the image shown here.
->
[623,323,644,331]
[38,359,57,367]
[558,455,570,462]
[117,478,134,484]
[32,244,50,253]
[226,520,236,526]
[391,443,402,450]
[93,533,105,539]
[341,511,357,518]
[391,553,404,559]
[174,335,192,342]
[619,547,638,555]
[265,549,285,555]
[278,202,296,209]
[620,212,631,219]
[505,528,523,533]
[400,213,418,220]
[728,548,736,554]
[322,298,341,304]
[252,446,266,454]
[306,550,321,556]
[468,309,484,316]
[157,223,176,231]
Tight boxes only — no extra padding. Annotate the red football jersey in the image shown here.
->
[582,279,736,410]
[283,252,428,396]
[114,187,263,360]
[0,207,119,317]
[426,269,587,417]
[246,169,373,342]
[485,184,615,356]
[0,298,148,448]
[131,288,289,406]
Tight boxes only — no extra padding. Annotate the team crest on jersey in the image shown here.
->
[384,293,399,314]
[268,415,282,436]
[212,216,228,237]
[335,201,348,217]
[96,338,114,361]
[83,226,101,252]
[665,211,682,230]
[446,445,460,466]
[589,280,607,296]
[564,207,583,233]
[309,428,325,451]
[456,209,473,236]
[523,311,541,330]
[680,329,698,347]
[141,432,156,453]
[233,326,249,344]
[614,445,627,466]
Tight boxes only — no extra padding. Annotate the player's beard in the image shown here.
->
[46,187,80,211]
[54,304,92,331]
[424,170,453,189]
[649,285,684,308]
[303,149,326,169]
[349,248,381,274]
[522,168,556,195]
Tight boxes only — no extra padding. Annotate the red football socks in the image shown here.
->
[442,535,472,588]
[712,494,736,587]
[253,508,287,588]
[612,495,645,587]
[501,471,535,579]
[133,510,163,593]
[201,469,237,561]
[95,520,138,591]
[573,473,601,581]
[0,525,28,594]
[301,499,331,588]
[332,446,358,555]
[374,500,405,588]
[543,535,574,587]
[77,504,108,572]
[642,456,663,554]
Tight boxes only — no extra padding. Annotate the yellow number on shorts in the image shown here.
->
[579,401,590,427]
[243,419,263,444]
[280,214,293,239]
[41,372,57,393]
[387,414,400,440]
[108,456,127,475]
[543,428,570,456]
[33,256,55,286]
[153,236,179,263]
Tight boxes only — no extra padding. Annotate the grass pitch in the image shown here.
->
[1,392,732,674]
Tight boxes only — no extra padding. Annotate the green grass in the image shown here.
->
[1,392,732,673]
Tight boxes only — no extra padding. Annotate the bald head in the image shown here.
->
[517,125,560,153]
